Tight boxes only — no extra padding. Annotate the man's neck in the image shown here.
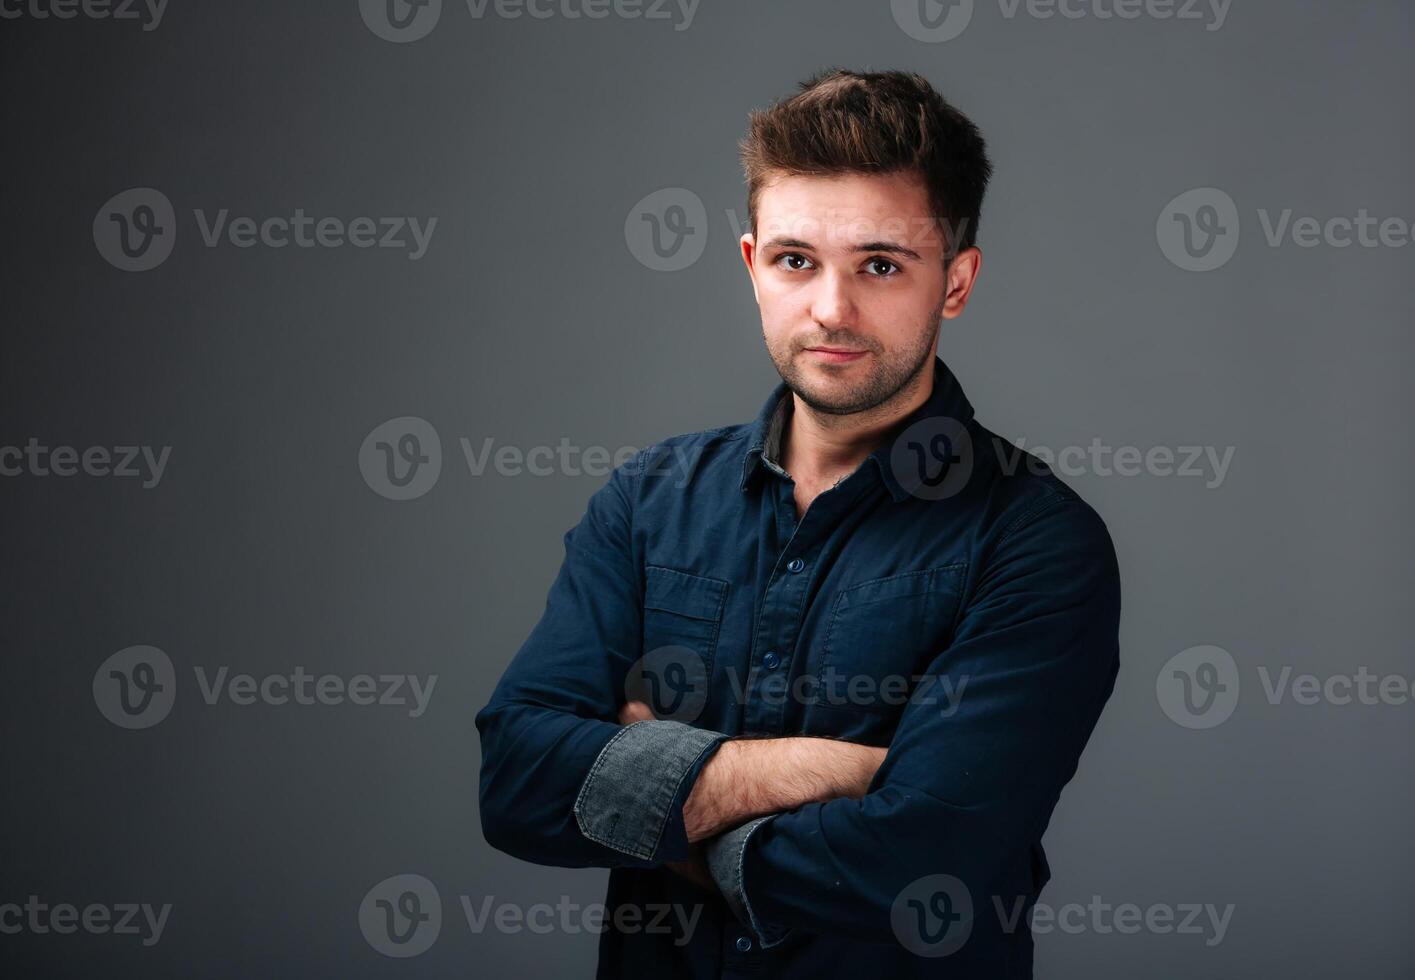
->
[780,364,934,488]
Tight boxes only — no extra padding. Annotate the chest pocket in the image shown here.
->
[816,563,967,714]
[634,565,728,722]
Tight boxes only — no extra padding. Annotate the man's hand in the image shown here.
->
[617,700,655,725]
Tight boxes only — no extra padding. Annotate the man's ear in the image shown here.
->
[941,246,982,320]
[740,233,759,304]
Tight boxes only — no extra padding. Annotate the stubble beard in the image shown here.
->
[769,296,945,417]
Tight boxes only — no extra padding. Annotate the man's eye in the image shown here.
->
[776,253,813,272]
[866,258,900,277]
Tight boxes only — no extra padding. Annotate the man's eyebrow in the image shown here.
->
[760,237,925,262]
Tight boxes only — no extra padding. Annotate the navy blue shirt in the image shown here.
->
[475,356,1121,977]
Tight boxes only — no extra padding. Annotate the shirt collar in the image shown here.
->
[739,354,975,502]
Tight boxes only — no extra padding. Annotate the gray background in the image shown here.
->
[2,0,1411,976]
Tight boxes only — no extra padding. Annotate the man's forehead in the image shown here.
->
[755,173,944,252]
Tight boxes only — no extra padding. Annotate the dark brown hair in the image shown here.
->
[739,68,993,261]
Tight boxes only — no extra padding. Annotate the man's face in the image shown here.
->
[741,170,978,416]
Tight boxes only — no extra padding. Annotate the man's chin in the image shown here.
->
[790,377,879,416]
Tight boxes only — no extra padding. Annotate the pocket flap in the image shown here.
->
[644,565,728,621]
[835,563,966,611]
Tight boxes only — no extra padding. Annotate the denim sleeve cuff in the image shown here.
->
[705,814,791,949]
[574,719,726,862]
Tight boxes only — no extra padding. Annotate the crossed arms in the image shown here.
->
[474,455,1121,948]
[614,697,887,894]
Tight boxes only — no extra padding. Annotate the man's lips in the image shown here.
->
[804,347,869,363]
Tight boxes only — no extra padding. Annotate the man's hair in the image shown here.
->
[739,68,993,261]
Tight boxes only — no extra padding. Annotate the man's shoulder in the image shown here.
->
[969,421,1113,553]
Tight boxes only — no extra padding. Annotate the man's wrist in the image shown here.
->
[683,738,741,842]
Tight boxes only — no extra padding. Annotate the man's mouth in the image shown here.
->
[803,347,869,364]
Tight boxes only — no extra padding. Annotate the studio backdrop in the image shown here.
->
[2,1,1411,977]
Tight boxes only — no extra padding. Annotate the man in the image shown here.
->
[476,67,1121,977]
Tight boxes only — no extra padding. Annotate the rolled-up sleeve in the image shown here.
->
[704,815,789,948]
[707,495,1122,946]
[575,719,726,860]
[474,449,723,868]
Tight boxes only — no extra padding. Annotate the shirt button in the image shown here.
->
[786,558,805,574]
[763,651,780,669]
[736,935,753,952]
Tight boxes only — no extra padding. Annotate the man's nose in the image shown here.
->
[808,267,858,329]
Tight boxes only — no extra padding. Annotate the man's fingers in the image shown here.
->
[617,700,656,725]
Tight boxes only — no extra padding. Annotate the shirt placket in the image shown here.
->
[740,470,870,736]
